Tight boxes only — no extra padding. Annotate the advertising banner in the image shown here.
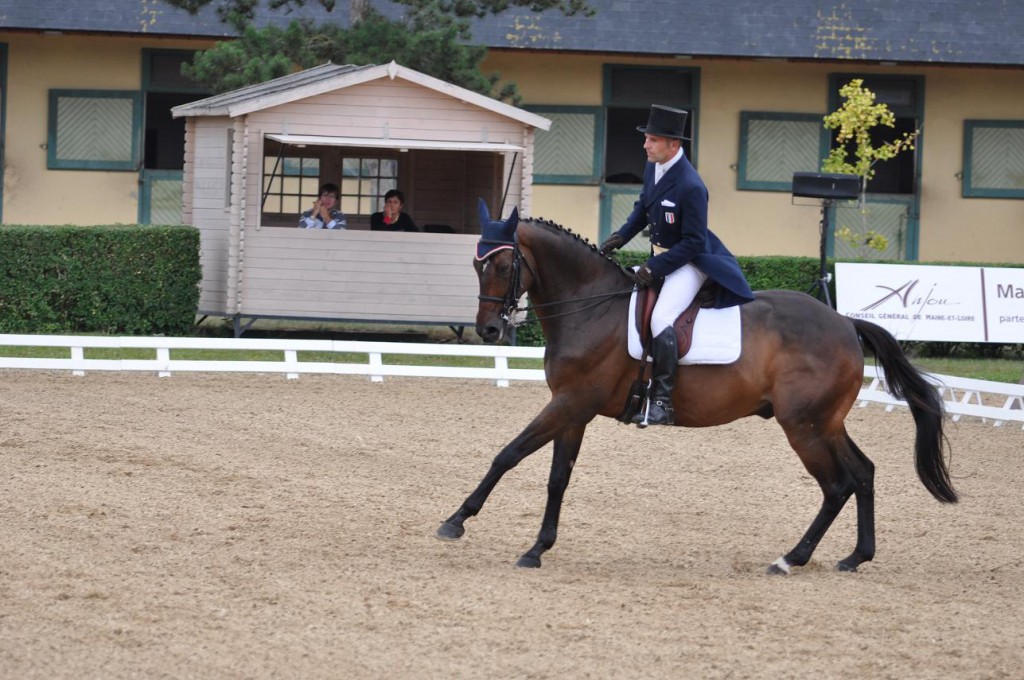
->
[835,263,1024,342]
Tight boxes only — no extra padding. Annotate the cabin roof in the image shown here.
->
[171,61,551,130]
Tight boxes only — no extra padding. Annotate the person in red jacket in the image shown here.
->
[371,190,419,232]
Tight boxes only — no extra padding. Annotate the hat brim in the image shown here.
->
[637,125,691,140]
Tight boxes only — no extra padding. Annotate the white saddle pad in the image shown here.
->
[627,289,742,364]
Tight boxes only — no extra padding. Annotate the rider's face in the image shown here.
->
[644,134,678,164]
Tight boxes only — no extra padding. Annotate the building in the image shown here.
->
[1,0,1022,265]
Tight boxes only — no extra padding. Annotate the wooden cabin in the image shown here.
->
[171,61,550,334]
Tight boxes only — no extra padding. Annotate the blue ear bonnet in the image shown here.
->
[476,198,519,260]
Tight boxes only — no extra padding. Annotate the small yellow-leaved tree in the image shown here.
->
[822,78,919,257]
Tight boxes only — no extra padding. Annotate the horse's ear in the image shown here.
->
[505,207,519,232]
[477,198,491,233]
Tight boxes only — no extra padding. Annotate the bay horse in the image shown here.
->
[436,215,957,575]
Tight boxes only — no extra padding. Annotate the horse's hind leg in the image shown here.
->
[770,426,876,575]
[768,425,858,575]
[835,432,875,572]
[516,423,586,568]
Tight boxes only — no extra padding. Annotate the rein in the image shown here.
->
[478,239,635,328]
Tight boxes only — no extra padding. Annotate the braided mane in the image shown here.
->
[519,216,635,278]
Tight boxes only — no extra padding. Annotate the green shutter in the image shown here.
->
[48,90,140,170]
[527,106,603,184]
[738,112,827,191]
[963,120,1024,198]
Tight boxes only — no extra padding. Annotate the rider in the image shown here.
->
[599,104,754,427]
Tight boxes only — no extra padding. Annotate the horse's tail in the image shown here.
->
[853,319,958,504]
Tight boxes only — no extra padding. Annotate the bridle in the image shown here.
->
[477,238,528,327]
[477,239,635,330]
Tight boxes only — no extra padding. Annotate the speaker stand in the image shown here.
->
[808,199,833,307]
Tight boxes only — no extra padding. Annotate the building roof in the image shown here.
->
[171,60,552,130]
[0,0,322,38]
[469,0,1024,67]
[2,0,1023,67]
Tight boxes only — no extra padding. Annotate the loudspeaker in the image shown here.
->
[791,172,860,200]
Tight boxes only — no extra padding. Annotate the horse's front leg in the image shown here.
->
[436,400,570,541]
[515,423,586,568]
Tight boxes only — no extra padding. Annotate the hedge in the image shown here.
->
[0,224,201,336]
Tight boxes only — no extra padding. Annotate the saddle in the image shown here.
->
[634,280,720,359]
[618,280,721,424]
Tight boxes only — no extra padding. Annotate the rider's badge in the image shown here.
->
[664,212,675,224]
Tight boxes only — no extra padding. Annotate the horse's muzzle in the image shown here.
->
[476,322,503,344]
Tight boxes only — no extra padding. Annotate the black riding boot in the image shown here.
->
[634,328,678,428]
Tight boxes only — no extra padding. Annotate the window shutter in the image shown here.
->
[528,106,602,184]
[48,90,140,170]
[738,112,826,192]
[963,121,1024,198]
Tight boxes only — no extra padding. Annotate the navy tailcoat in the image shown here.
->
[614,155,754,309]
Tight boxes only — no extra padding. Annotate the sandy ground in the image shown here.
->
[1,370,1022,679]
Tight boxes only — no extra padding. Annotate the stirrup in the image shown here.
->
[632,398,652,429]
[636,398,674,427]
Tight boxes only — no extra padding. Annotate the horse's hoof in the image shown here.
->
[766,557,791,576]
[435,522,465,541]
[516,554,542,568]
[835,561,859,573]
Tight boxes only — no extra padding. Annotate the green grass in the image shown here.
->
[910,357,1023,384]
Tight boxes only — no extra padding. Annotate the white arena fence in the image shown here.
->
[1,334,1022,429]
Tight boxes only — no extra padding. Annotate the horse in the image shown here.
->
[436,214,957,575]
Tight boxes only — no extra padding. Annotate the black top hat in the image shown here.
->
[637,104,690,140]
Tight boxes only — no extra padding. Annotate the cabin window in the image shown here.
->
[528,105,603,185]
[47,90,140,170]
[737,112,828,192]
[340,156,398,215]
[262,155,321,214]
[962,120,1024,199]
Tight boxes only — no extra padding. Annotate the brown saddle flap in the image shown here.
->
[634,281,718,359]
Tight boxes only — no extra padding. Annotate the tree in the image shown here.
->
[822,78,919,195]
[822,78,919,257]
[164,0,593,101]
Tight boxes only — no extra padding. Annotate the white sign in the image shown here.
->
[835,263,1024,342]
[985,267,1024,342]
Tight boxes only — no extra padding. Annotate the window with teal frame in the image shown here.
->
[47,90,141,170]
[527,105,603,184]
[963,120,1024,198]
[737,112,827,191]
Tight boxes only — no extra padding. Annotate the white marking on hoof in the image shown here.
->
[770,557,791,575]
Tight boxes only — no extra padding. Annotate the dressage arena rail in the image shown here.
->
[1,334,1022,428]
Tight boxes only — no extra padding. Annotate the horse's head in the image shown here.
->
[474,199,524,343]
[474,200,637,344]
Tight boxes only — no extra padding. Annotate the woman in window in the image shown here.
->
[370,190,419,232]
[299,183,347,229]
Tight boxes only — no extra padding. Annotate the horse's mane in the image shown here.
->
[519,216,635,278]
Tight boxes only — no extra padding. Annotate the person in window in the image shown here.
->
[370,189,419,232]
[299,183,346,229]
[599,104,754,428]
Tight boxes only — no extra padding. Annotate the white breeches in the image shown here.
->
[651,263,708,335]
